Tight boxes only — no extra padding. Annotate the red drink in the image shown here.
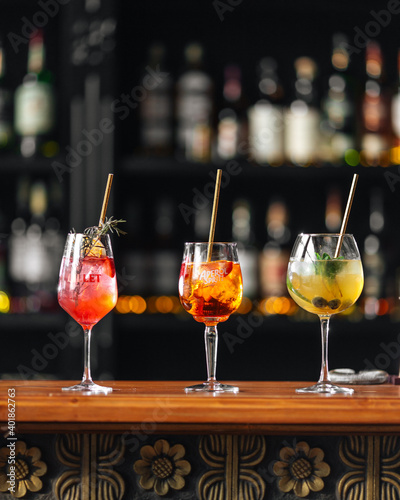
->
[179,260,243,325]
[58,255,118,329]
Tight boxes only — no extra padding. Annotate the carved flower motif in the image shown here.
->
[133,439,191,496]
[273,441,330,498]
[0,441,47,498]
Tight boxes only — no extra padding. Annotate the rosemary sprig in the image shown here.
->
[70,216,127,258]
[69,217,126,305]
[84,216,127,239]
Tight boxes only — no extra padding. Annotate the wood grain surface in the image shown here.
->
[1,380,400,434]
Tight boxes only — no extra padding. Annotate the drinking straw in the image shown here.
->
[334,173,359,258]
[98,173,114,227]
[207,169,222,262]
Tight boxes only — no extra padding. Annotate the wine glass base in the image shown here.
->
[62,382,113,394]
[185,382,239,393]
[296,382,354,395]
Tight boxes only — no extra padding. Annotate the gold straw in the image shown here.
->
[207,169,222,262]
[98,173,114,226]
[334,173,359,258]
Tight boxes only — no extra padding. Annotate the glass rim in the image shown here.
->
[183,241,238,245]
[65,232,111,239]
[297,233,355,238]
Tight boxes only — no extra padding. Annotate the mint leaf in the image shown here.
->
[314,252,345,281]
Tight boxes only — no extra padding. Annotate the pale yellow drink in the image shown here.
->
[287,259,364,315]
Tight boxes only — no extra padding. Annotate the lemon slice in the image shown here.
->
[87,240,105,257]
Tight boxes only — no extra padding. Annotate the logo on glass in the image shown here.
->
[83,273,101,283]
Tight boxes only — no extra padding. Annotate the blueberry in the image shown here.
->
[312,297,328,308]
[328,299,341,310]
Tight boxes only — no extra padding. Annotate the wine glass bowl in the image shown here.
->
[179,242,243,392]
[58,233,118,393]
[287,234,363,394]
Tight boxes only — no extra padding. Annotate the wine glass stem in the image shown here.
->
[82,328,94,386]
[204,325,218,384]
[318,316,331,385]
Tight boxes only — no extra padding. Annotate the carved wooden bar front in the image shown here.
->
[1,381,400,499]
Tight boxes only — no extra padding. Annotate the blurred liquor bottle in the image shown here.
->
[120,197,149,297]
[152,197,180,296]
[320,34,356,165]
[139,42,173,156]
[8,177,30,309]
[231,199,258,300]
[215,64,247,161]
[194,202,211,243]
[41,179,65,308]
[391,49,400,165]
[360,41,391,166]
[284,56,320,166]
[0,203,8,302]
[24,181,52,296]
[8,179,62,312]
[259,198,291,298]
[0,38,13,153]
[14,30,57,158]
[325,186,342,233]
[247,57,284,165]
[175,42,213,162]
[362,188,385,320]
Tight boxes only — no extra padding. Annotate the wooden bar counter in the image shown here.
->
[1,380,400,499]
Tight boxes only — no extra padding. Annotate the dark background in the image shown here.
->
[0,0,399,383]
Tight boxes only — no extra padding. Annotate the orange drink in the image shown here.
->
[178,242,243,392]
[179,260,243,325]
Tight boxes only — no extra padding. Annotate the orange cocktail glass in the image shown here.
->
[179,242,243,392]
